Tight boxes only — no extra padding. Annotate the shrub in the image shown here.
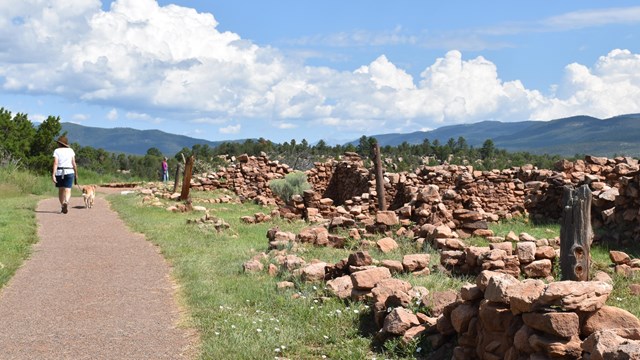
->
[269,171,311,202]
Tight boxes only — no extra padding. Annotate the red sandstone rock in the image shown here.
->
[377,237,399,253]
[350,267,391,290]
[609,250,631,265]
[301,262,327,282]
[484,272,519,304]
[529,334,582,358]
[539,281,612,312]
[523,312,579,338]
[347,251,372,267]
[402,254,431,272]
[582,305,640,338]
[522,259,553,278]
[516,242,537,263]
[450,303,478,333]
[508,279,546,314]
[243,259,264,273]
[421,290,459,317]
[375,210,399,226]
[383,307,420,335]
[380,259,404,274]
[582,330,640,360]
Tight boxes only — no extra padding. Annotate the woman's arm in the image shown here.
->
[52,156,58,183]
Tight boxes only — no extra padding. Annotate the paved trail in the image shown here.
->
[0,192,196,359]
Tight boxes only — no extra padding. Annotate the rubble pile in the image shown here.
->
[245,245,640,360]
[414,224,559,279]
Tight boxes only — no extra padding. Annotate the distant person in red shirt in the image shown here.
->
[162,157,169,183]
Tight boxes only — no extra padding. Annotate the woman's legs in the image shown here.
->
[55,174,74,213]
[58,187,66,206]
[64,187,71,204]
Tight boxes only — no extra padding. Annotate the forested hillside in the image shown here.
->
[3,107,567,183]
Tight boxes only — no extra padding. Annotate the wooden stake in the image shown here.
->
[180,156,194,201]
[373,142,386,211]
[173,163,181,194]
[560,185,593,281]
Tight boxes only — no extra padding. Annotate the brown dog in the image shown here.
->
[80,185,96,209]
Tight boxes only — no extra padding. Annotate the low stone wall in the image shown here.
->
[442,270,640,360]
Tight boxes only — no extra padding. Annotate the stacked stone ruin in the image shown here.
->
[192,152,640,244]
[190,153,292,205]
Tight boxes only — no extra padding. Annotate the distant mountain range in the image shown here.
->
[61,123,233,156]
[62,113,640,157]
[349,114,640,157]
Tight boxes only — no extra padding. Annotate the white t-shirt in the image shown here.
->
[53,147,76,175]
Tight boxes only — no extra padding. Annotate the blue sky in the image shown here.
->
[2,1,640,145]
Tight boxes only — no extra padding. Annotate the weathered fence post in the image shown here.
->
[560,185,593,281]
[180,156,194,201]
[172,163,182,194]
[373,142,386,211]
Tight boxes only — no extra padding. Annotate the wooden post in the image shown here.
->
[180,156,194,201]
[560,185,593,281]
[172,163,182,193]
[373,142,386,211]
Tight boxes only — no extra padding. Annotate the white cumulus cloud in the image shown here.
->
[219,124,241,134]
[106,108,118,121]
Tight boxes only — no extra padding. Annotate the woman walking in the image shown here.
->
[51,135,77,214]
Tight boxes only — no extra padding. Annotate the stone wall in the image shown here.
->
[191,152,640,243]
[190,153,292,202]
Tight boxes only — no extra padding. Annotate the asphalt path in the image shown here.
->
[0,192,196,359]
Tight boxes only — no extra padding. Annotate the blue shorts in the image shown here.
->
[55,174,74,188]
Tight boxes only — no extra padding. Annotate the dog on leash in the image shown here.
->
[80,185,96,209]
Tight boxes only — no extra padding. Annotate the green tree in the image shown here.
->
[480,139,496,160]
[313,139,328,155]
[0,109,35,162]
[146,147,163,157]
[28,115,62,172]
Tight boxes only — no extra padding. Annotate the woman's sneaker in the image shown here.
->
[62,202,68,214]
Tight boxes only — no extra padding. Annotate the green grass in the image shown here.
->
[0,196,42,289]
[0,166,51,289]
[488,216,560,240]
[0,164,52,196]
[76,168,145,186]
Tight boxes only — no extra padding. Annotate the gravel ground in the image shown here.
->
[0,192,197,359]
